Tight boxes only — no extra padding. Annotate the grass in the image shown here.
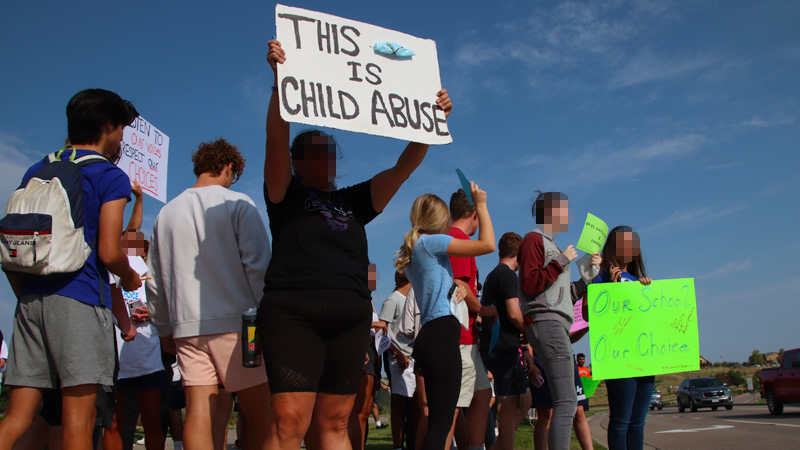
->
[363,412,608,450]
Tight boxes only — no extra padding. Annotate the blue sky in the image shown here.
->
[1,0,798,364]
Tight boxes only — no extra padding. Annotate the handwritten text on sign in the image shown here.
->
[576,213,608,254]
[120,116,169,203]
[275,4,451,145]
[587,278,699,380]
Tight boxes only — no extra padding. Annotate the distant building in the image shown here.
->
[699,356,711,367]
[764,352,780,364]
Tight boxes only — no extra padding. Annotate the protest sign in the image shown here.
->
[587,278,699,380]
[120,116,169,203]
[576,213,608,254]
[275,4,451,145]
[375,329,392,354]
[570,298,589,333]
[581,376,601,398]
[455,169,473,205]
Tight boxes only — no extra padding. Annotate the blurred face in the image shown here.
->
[294,135,336,190]
[121,230,147,257]
[549,199,572,233]
[368,264,377,291]
[577,356,586,367]
[614,231,640,264]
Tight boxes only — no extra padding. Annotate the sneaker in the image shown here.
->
[376,423,389,429]
[137,438,145,445]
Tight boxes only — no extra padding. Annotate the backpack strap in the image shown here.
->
[48,146,111,167]
[50,146,112,308]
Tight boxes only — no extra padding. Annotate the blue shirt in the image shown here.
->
[593,269,638,284]
[19,149,131,308]
[404,234,454,327]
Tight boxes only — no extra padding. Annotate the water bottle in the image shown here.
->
[241,307,261,368]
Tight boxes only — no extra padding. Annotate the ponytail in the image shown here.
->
[393,194,451,273]
[394,227,420,272]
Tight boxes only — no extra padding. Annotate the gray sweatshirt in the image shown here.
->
[517,228,587,331]
[146,186,270,339]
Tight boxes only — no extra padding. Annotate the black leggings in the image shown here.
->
[258,289,372,395]
[412,315,461,450]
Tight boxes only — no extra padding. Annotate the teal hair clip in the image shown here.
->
[373,42,415,58]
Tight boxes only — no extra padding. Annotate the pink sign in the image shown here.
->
[571,298,589,333]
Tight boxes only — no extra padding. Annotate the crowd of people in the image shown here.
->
[0,37,657,450]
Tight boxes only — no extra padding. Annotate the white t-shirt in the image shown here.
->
[113,256,164,380]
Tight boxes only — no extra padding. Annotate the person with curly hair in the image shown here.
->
[146,138,273,450]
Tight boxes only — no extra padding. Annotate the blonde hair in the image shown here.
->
[394,194,451,272]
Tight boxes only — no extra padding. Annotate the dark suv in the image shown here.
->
[677,377,733,412]
[650,390,663,410]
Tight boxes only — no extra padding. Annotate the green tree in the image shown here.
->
[749,350,765,366]
[778,348,785,364]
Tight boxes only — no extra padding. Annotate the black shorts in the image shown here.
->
[258,289,372,395]
[170,381,186,410]
[483,351,529,398]
[363,336,381,378]
[38,385,117,429]
[117,370,168,391]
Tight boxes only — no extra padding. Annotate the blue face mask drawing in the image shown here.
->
[373,42,415,58]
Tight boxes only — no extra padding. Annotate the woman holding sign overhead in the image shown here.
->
[592,226,653,450]
[260,39,452,450]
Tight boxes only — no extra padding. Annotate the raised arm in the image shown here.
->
[446,182,495,258]
[265,39,293,204]
[124,180,143,231]
[98,198,140,292]
[370,90,452,213]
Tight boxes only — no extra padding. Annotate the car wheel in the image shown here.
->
[650,406,654,410]
[690,401,698,412]
[678,399,685,413]
[658,406,663,410]
[725,404,733,411]
[711,406,718,411]
[767,389,783,415]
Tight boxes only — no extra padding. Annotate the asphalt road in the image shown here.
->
[588,400,800,449]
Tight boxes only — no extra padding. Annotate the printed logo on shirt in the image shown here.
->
[305,191,353,231]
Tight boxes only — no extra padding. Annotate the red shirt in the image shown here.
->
[578,366,591,378]
[448,226,478,345]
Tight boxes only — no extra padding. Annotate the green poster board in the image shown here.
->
[576,213,608,254]
[587,278,699,380]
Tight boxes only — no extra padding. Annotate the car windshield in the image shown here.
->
[689,379,722,388]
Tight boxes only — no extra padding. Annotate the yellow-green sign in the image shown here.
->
[576,213,608,254]
[587,278,699,380]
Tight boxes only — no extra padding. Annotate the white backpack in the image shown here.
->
[0,147,109,276]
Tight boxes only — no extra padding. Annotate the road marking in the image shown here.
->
[655,425,734,434]
[724,419,800,428]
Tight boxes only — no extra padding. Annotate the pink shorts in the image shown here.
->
[175,332,267,393]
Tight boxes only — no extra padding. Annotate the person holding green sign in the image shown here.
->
[592,226,653,450]
[517,191,600,450]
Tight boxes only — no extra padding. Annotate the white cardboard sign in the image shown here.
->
[120,116,169,203]
[275,4,452,145]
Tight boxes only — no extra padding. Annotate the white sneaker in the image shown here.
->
[137,438,145,445]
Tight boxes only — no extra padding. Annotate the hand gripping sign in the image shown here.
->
[275,4,452,145]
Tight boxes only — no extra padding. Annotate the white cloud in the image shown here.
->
[607,50,720,88]
[0,133,38,202]
[642,204,745,234]
[696,261,752,280]
[737,116,796,129]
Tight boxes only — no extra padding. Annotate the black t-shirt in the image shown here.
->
[480,263,521,355]
[263,177,378,299]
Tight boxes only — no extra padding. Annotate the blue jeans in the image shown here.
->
[605,376,655,450]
